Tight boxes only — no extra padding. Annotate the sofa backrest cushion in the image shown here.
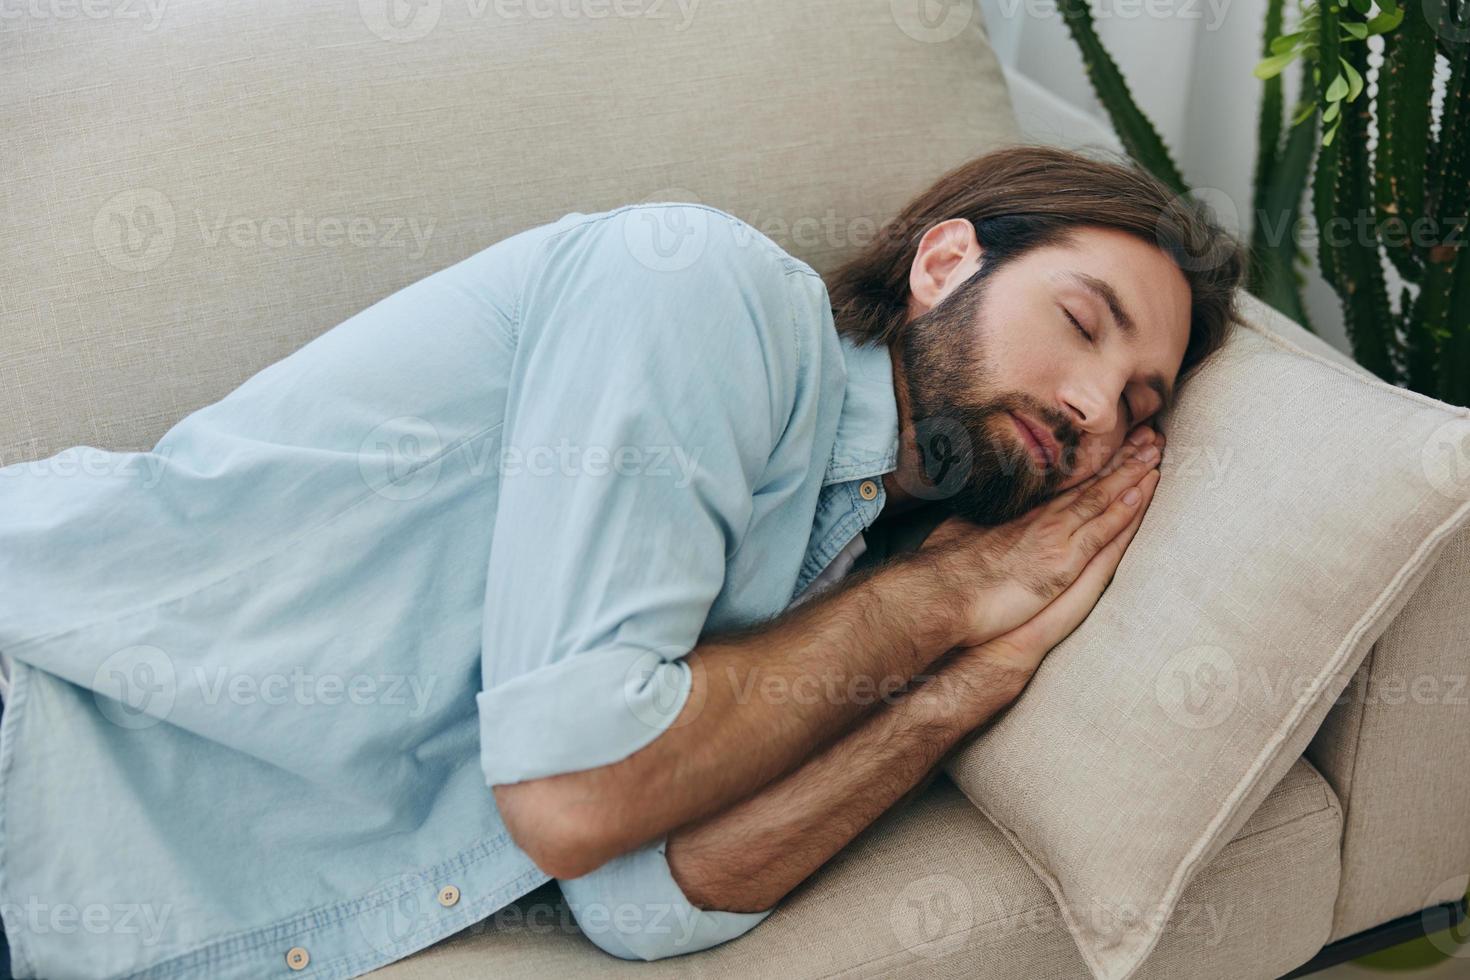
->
[0,0,1020,462]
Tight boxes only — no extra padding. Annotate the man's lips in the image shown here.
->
[1010,411,1058,470]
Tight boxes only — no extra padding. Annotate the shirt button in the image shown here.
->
[438,884,461,908]
[858,479,878,501]
[285,946,310,971]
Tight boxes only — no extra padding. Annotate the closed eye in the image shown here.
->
[1066,307,1137,427]
[1065,309,1092,343]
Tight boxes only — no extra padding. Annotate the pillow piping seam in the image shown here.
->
[1142,494,1470,979]
[1235,311,1470,419]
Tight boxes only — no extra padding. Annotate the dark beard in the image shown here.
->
[895,264,1072,526]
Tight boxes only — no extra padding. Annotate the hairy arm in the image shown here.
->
[661,430,1166,913]
[499,425,1165,882]
[660,649,1026,912]
[494,553,978,879]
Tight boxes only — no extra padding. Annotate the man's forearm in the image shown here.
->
[502,552,974,878]
[660,657,1025,913]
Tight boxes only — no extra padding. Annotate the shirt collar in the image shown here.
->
[822,333,900,487]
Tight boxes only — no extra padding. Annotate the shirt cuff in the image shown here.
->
[478,646,692,786]
[557,833,775,961]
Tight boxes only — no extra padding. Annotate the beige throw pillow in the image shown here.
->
[942,294,1470,980]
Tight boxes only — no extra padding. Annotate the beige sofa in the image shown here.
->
[3,1,1466,977]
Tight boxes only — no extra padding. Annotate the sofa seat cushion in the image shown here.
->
[368,757,1341,978]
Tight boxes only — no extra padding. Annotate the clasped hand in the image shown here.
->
[916,423,1166,714]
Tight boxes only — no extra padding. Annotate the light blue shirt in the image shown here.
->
[0,202,899,978]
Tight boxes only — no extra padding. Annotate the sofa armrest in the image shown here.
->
[1306,521,1470,942]
[1225,291,1470,942]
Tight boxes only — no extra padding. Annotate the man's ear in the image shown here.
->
[909,218,983,313]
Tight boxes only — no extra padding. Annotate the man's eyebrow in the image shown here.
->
[1064,270,1176,417]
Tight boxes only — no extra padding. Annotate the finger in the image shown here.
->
[1098,426,1168,477]
[1026,468,1161,650]
[1055,444,1160,534]
[1053,426,1164,505]
[1080,466,1159,583]
[1048,447,1134,512]
[1067,454,1160,555]
[1126,423,1160,450]
[1095,439,1147,480]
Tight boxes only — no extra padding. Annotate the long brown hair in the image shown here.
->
[826,143,1250,392]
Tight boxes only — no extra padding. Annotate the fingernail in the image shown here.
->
[1138,445,1159,463]
[1123,487,1141,505]
[1128,428,1152,446]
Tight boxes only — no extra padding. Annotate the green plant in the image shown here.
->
[1056,0,1470,407]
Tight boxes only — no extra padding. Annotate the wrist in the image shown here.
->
[896,548,987,653]
[911,654,1031,731]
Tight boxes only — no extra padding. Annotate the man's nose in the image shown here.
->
[1061,386,1122,436]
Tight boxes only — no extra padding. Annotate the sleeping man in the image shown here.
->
[0,143,1244,978]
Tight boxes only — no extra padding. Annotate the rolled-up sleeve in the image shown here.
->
[558,834,775,960]
[476,204,799,788]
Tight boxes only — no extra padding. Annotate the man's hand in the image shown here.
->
[924,426,1164,716]
[918,424,1164,651]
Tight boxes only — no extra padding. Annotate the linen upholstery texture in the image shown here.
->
[4,0,1468,976]
[941,302,1470,980]
[369,759,1342,978]
[0,0,1020,465]
[1307,522,1470,942]
[786,286,1470,972]
[1239,292,1470,945]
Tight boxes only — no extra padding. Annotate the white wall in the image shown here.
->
[978,0,1358,358]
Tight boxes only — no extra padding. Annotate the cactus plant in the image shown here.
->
[1057,0,1470,407]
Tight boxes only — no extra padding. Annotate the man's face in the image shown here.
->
[893,221,1191,526]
